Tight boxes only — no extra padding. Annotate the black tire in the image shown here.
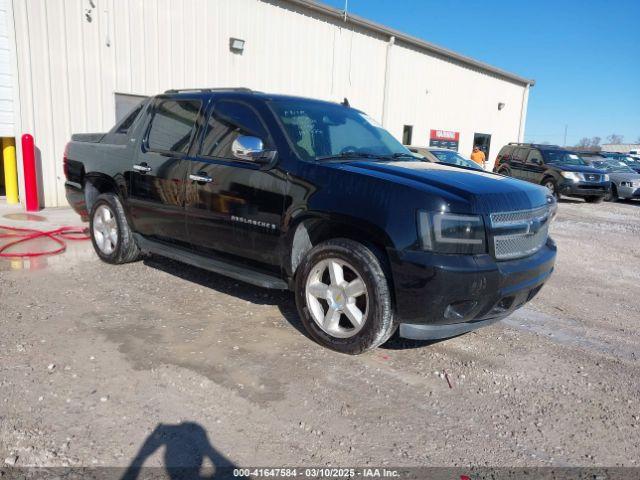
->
[541,177,560,200]
[89,193,141,264]
[295,239,396,354]
[585,196,604,204]
[604,185,618,202]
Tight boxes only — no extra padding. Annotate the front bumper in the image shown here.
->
[388,240,557,339]
[559,180,609,198]
[617,184,640,199]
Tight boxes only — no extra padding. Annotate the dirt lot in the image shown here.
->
[1,199,639,470]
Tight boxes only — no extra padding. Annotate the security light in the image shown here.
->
[498,102,506,111]
[230,38,245,54]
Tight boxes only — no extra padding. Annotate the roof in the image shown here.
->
[279,0,535,87]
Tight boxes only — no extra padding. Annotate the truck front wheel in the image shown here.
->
[295,239,396,354]
[89,193,141,264]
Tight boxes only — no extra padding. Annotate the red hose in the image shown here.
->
[0,225,90,258]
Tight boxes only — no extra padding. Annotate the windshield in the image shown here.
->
[602,153,640,166]
[592,159,635,173]
[430,150,482,170]
[270,100,412,161]
[543,150,587,166]
[601,152,625,160]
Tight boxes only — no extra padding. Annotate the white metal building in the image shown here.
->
[601,144,640,154]
[2,0,534,208]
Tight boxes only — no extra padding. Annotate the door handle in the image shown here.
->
[189,173,213,183]
[133,163,152,173]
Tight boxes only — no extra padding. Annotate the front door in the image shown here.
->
[509,147,530,181]
[128,97,202,244]
[185,99,286,270]
[524,149,545,183]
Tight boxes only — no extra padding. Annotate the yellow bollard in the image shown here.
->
[2,137,19,204]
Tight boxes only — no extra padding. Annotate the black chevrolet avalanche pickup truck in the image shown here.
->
[64,89,557,354]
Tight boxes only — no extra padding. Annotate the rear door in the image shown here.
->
[510,147,530,181]
[128,96,202,244]
[184,99,286,269]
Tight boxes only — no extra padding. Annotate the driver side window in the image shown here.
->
[200,101,270,159]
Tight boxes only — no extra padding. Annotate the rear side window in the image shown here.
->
[200,101,270,159]
[513,147,530,161]
[147,99,201,154]
[498,146,514,159]
[527,149,544,164]
[116,103,144,134]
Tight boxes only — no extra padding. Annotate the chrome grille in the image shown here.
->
[490,206,551,260]
[583,173,601,182]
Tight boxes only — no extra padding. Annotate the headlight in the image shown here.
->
[418,211,486,254]
[560,171,581,182]
[603,174,610,182]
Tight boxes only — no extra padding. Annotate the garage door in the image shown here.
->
[0,0,14,137]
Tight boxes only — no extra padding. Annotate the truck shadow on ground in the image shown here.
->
[142,255,311,341]
[143,255,451,352]
[121,421,236,480]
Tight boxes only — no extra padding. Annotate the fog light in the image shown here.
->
[444,300,478,320]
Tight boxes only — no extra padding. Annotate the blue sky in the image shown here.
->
[322,0,640,146]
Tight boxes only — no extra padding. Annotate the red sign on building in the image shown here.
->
[429,129,460,151]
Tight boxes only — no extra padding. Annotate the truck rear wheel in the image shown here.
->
[89,193,141,264]
[295,239,396,354]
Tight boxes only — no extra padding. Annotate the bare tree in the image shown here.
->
[591,136,601,147]
[577,137,590,148]
[607,134,624,144]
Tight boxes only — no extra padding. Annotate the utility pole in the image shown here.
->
[343,0,348,21]
[563,125,568,146]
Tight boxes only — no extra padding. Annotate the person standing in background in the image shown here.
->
[470,145,486,169]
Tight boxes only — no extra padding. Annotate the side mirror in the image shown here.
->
[231,135,275,164]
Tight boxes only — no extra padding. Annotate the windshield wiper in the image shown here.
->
[315,152,390,162]
[316,151,417,162]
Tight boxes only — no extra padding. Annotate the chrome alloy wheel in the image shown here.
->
[544,180,556,194]
[93,204,118,255]
[305,258,369,338]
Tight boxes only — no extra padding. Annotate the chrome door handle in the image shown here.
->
[133,164,152,173]
[189,173,213,183]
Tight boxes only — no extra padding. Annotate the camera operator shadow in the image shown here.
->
[121,421,237,480]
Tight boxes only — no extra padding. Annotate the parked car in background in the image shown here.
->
[628,149,640,160]
[64,88,557,354]
[600,151,640,173]
[494,143,610,202]
[581,155,640,202]
[406,146,483,170]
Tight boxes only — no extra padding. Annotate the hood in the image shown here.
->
[551,164,606,174]
[329,160,550,214]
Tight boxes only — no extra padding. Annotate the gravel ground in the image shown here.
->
[0,199,639,470]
